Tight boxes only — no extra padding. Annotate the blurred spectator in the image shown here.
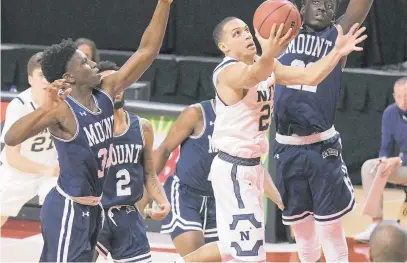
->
[75,38,100,63]
[355,78,407,243]
[369,221,407,262]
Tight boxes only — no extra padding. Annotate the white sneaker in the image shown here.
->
[354,223,378,243]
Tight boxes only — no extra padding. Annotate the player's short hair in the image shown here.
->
[75,38,100,63]
[213,17,238,47]
[369,221,407,262]
[27,52,44,76]
[41,38,77,83]
[97,60,120,73]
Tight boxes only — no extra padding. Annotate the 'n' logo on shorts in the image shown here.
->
[229,213,263,257]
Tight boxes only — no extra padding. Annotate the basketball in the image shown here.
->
[253,0,301,39]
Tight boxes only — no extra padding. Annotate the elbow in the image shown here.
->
[4,133,18,147]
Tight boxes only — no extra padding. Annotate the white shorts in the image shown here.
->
[0,164,57,217]
[208,153,266,262]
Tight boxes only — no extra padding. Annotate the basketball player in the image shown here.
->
[154,98,219,256]
[93,62,170,262]
[4,0,173,261]
[174,16,367,262]
[274,0,374,262]
[0,52,59,228]
[156,98,284,257]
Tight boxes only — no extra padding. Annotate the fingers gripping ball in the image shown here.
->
[253,0,301,39]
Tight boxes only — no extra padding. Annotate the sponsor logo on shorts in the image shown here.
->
[322,148,339,158]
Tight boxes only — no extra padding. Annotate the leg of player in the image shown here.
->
[173,231,205,256]
[174,241,222,263]
[290,217,321,263]
[316,220,348,263]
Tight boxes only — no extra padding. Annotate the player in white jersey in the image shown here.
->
[174,17,367,263]
[0,52,59,227]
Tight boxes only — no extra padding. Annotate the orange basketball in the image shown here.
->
[253,0,301,39]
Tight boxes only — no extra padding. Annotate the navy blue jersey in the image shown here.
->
[175,100,218,195]
[101,112,145,208]
[274,25,342,133]
[53,89,114,197]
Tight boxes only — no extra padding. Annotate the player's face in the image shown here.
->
[65,50,101,88]
[302,0,337,31]
[220,19,257,58]
[77,44,93,61]
[28,68,49,91]
[394,84,407,112]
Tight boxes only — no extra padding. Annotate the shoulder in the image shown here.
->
[182,103,203,121]
[383,104,397,116]
[9,88,32,107]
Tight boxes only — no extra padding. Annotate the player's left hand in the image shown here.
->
[136,197,152,219]
[334,23,368,57]
[148,203,171,220]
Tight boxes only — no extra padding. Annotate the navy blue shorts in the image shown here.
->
[161,176,218,242]
[96,205,151,262]
[39,188,103,262]
[273,134,355,225]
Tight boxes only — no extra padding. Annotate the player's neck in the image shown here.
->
[113,109,128,135]
[69,86,93,107]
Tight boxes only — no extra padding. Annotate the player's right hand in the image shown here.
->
[255,23,293,59]
[148,203,171,221]
[42,79,71,112]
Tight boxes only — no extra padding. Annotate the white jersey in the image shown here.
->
[0,88,58,173]
[212,57,275,158]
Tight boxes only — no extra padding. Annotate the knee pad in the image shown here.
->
[290,216,321,263]
[316,220,348,262]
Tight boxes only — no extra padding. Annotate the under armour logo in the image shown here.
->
[210,121,215,126]
[274,154,279,159]
[82,211,89,217]
[80,111,87,116]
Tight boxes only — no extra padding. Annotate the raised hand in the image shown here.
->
[334,23,367,57]
[255,23,293,58]
[43,79,71,112]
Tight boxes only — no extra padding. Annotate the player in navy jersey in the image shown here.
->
[274,0,374,262]
[4,1,173,261]
[93,62,170,262]
[153,99,218,256]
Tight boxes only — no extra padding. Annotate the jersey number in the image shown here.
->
[97,145,112,178]
[258,105,271,131]
[31,135,54,152]
[116,169,131,196]
[287,59,318,93]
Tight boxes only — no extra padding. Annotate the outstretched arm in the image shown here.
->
[275,23,367,86]
[103,0,172,97]
[154,105,201,174]
[336,0,374,67]
[141,118,171,220]
[336,0,374,34]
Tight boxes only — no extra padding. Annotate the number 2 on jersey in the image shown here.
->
[259,105,271,131]
[287,59,318,93]
[116,169,131,196]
